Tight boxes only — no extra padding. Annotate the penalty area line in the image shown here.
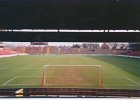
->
[2,76,16,85]
[123,77,140,86]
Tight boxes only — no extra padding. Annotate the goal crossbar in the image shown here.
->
[44,65,102,68]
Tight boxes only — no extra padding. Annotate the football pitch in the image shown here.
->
[0,55,140,89]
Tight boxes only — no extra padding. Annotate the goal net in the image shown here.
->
[41,65,103,88]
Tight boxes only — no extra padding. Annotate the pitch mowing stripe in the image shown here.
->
[2,84,140,87]
[0,76,126,78]
[10,76,127,79]
[45,84,140,86]
[0,76,136,78]
[2,76,16,85]
[16,76,67,78]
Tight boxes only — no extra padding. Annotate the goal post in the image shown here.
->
[41,65,103,88]
[98,65,103,88]
[41,65,47,87]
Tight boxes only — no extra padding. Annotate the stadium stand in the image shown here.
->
[8,45,140,58]
[10,43,140,57]
[16,46,129,55]
[128,52,140,56]
[12,46,123,55]
[0,49,17,55]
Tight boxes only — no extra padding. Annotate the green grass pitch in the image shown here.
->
[0,55,140,89]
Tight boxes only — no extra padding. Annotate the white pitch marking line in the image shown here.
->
[123,77,140,86]
[45,65,101,67]
[44,65,102,68]
[4,84,38,86]
[17,76,42,78]
[49,84,93,85]
[2,76,16,85]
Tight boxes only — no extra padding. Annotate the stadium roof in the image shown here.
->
[0,0,140,42]
[0,0,140,29]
